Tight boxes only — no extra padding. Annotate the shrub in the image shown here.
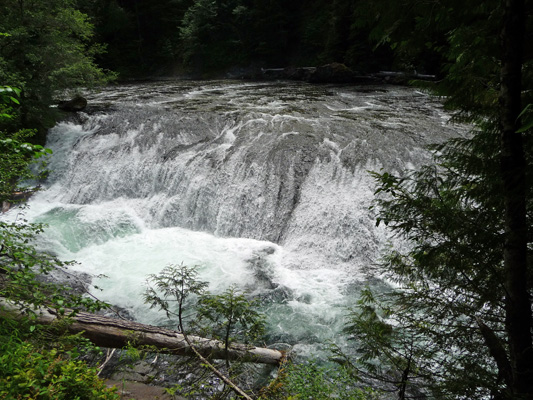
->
[0,329,119,400]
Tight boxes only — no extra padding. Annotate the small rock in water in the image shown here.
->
[58,95,87,112]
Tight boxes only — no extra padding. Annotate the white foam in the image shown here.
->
[15,80,468,354]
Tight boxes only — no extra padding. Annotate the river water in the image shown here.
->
[10,80,466,357]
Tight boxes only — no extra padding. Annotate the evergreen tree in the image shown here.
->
[497,0,533,395]
[342,0,533,398]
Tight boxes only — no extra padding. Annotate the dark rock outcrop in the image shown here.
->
[58,95,87,112]
[260,67,316,81]
[2,188,39,213]
[307,62,356,83]
[260,63,378,84]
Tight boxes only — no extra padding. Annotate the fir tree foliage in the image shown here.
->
[342,126,529,398]
[143,264,266,399]
[337,0,533,397]
[197,285,266,366]
[144,263,209,331]
[144,264,265,351]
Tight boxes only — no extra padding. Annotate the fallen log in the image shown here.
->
[0,300,284,365]
[373,70,437,81]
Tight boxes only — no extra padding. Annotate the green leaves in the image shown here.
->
[517,103,533,133]
[0,1,113,134]
[197,285,266,346]
[144,263,208,323]
[0,334,119,400]
[0,85,21,121]
[144,264,266,348]
[0,86,20,106]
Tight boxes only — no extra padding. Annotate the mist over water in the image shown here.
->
[10,80,467,356]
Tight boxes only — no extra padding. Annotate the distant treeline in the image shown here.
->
[76,0,441,78]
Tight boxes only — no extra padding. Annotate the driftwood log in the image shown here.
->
[0,300,284,365]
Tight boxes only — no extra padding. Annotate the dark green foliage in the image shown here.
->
[353,0,533,119]
[337,1,533,397]
[340,122,533,398]
[0,86,21,120]
[67,0,533,80]
[178,0,223,71]
[259,360,378,400]
[197,285,265,365]
[0,1,113,138]
[0,321,119,400]
[337,288,429,395]
[0,85,115,400]
[79,0,397,76]
[0,129,51,200]
[80,0,191,76]
[0,87,51,201]
[177,0,295,71]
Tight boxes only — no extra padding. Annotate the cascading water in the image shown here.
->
[7,80,467,356]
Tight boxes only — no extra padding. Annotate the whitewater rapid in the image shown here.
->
[5,80,467,356]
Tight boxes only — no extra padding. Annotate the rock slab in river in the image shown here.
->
[58,95,87,111]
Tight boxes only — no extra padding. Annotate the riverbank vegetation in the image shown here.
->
[1,0,533,398]
[0,0,115,143]
[0,87,120,398]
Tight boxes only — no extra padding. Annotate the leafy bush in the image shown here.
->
[260,360,378,400]
[0,83,116,400]
[0,328,119,400]
[197,285,266,352]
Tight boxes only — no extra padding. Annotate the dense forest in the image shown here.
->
[2,0,483,83]
[78,0,395,77]
[2,0,533,399]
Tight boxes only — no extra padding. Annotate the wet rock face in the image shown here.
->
[58,95,88,112]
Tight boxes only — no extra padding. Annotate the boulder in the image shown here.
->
[283,66,316,81]
[308,62,356,83]
[58,95,87,112]
[260,67,316,81]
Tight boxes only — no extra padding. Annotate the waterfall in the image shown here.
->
[12,80,466,355]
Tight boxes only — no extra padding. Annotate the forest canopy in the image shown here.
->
[75,0,396,76]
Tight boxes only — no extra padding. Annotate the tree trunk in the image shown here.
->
[498,0,533,396]
[0,300,284,366]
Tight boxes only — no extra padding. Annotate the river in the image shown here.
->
[8,80,467,357]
